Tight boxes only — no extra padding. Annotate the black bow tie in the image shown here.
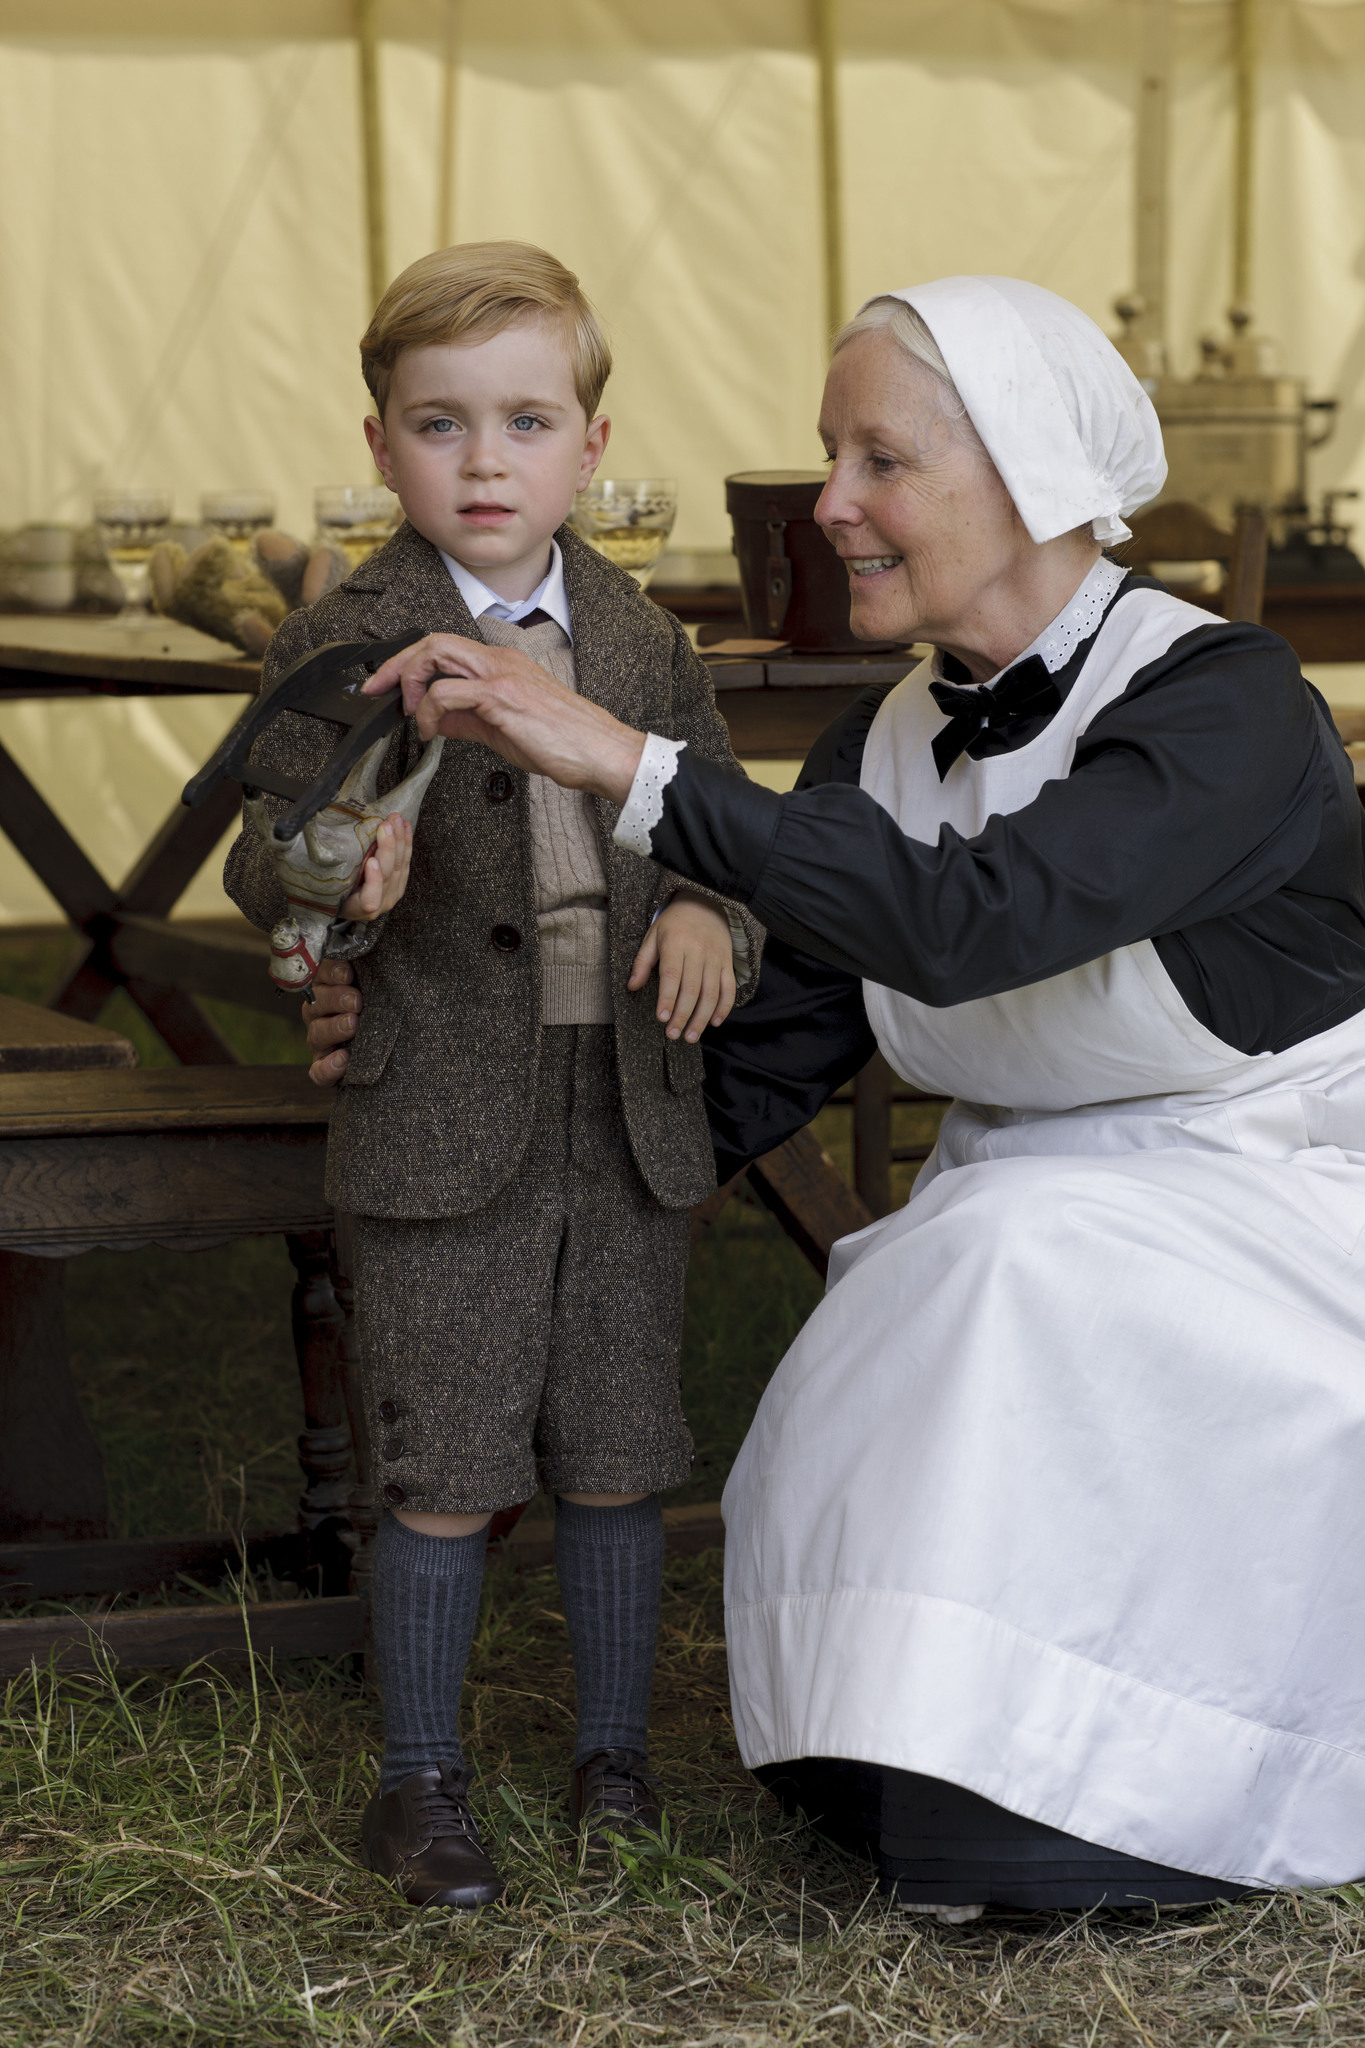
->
[927,655,1063,779]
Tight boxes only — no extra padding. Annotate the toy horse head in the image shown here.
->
[246,729,444,990]
[183,627,444,992]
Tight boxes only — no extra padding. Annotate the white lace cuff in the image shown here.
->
[613,733,686,858]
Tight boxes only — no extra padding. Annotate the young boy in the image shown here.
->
[224,241,761,1909]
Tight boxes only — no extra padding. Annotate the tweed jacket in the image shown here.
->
[223,520,764,1218]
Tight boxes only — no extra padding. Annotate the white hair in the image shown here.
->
[833,296,980,445]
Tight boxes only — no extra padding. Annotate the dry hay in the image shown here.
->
[1,1551,1362,2047]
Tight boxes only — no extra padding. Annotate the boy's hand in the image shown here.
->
[339,814,413,921]
[303,958,362,1087]
[628,893,736,1042]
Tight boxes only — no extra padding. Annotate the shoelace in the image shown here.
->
[583,1750,660,1817]
[413,1762,481,1840]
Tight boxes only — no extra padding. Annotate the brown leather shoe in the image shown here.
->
[569,1748,663,1851]
[362,1762,503,1908]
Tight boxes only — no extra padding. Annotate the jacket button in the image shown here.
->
[378,1400,399,1424]
[490,923,522,952]
[381,1437,405,1461]
[383,1482,407,1505]
[486,770,514,803]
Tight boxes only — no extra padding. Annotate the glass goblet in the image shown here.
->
[201,489,277,552]
[570,478,678,588]
[94,489,172,624]
[314,484,399,569]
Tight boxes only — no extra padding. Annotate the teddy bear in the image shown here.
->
[149,529,349,655]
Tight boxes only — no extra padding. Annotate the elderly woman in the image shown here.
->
[344,276,1365,1914]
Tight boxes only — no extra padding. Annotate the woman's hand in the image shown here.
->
[628,893,736,1041]
[303,958,361,1087]
[339,813,413,922]
[363,633,645,802]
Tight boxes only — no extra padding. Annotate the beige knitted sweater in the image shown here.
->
[478,613,614,1025]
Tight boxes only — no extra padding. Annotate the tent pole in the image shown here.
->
[1134,0,1170,350]
[1230,0,1257,319]
[437,0,460,248]
[1113,0,1169,378]
[812,0,844,344]
[356,0,387,306]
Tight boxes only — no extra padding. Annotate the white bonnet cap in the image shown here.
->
[875,276,1167,546]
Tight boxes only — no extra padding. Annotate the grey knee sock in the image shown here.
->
[371,1512,486,1794]
[554,1494,663,1764]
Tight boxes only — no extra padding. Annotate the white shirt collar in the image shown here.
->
[438,538,573,641]
[931,557,1126,688]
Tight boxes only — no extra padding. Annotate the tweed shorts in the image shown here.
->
[350,1025,694,1514]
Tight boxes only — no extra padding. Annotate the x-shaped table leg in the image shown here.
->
[0,736,244,1064]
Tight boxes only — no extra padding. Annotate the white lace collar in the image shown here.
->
[1030,557,1126,673]
[932,558,1127,688]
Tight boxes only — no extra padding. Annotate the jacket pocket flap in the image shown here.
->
[342,1007,401,1087]
[664,1033,704,1097]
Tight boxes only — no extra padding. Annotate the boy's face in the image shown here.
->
[364,318,610,601]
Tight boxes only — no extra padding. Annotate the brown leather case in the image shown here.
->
[726,470,878,652]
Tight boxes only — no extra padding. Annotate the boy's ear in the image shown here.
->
[364,412,397,491]
[577,413,611,491]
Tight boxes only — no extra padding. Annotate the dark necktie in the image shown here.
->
[505,607,553,631]
[927,654,1063,780]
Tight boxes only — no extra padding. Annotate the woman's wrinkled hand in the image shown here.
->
[304,958,361,1087]
[339,813,413,922]
[362,632,645,803]
[628,893,736,1042]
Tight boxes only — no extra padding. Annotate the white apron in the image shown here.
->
[722,609,1365,1890]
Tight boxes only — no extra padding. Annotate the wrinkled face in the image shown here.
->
[364,318,609,598]
[816,329,1027,647]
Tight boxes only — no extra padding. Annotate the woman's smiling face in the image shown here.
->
[816,329,1032,656]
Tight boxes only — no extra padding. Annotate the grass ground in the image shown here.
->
[5,929,1360,2045]
[4,1556,1364,2047]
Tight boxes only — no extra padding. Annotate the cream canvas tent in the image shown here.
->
[2,0,1364,924]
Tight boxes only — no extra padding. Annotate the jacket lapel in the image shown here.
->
[348,521,479,642]
[558,523,648,729]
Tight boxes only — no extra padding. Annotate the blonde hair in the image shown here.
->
[360,240,612,420]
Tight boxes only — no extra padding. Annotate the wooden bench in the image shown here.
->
[0,1061,371,1671]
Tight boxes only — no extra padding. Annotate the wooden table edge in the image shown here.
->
[0,1103,332,1138]
[0,1066,331,1138]
[0,639,261,691]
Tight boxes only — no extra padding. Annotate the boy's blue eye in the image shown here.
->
[426,417,456,435]
[510,414,542,432]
